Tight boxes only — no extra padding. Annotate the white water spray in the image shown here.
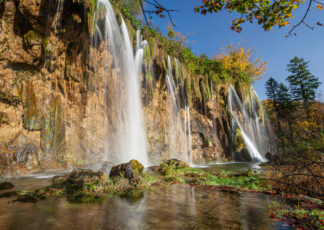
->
[228,85,275,162]
[92,0,148,166]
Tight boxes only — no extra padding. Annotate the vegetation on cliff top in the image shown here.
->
[111,0,267,84]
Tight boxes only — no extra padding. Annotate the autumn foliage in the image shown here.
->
[213,44,268,82]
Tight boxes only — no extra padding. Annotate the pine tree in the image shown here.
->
[265,77,279,102]
[277,83,295,143]
[265,77,281,132]
[286,57,321,114]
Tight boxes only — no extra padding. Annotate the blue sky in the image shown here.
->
[147,0,324,101]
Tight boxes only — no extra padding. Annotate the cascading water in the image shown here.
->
[165,56,184,160]
[228,85,275,162]
[165,56,193,163]
[91,0,148,166]
[185,106,193,164]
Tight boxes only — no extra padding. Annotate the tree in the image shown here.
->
[213,44,268,82]
[194,0,324,36]
[286,56,321,114]
[266,77,279,102]
[277,83,295,143]
[265,77,282,133]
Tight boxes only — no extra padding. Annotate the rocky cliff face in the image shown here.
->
[0,0,237,177]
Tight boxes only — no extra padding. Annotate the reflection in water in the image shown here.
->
[0,184,291,230]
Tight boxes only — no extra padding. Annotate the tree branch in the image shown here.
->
[288,0,314,36]
[139,0,150,27]
[140,0,178,26]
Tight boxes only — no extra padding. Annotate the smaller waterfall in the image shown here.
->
[165,56,183,160]
[186,106,193,164]
[165,56,193,163]
[228,85,275,162]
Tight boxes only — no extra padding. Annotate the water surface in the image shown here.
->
[0,181,291,230]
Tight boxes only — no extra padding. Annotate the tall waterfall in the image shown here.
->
[228,85,275,162]
[92,0,148,166]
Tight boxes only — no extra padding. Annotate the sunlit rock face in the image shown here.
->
[0,0,271,177]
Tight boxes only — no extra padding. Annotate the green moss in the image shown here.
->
[23,31,43,47]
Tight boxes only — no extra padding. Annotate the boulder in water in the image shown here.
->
[109,160,144,184]
[0,181,14,190]
[156,159,190,176]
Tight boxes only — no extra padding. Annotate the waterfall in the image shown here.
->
[165,56,182,160]
[186,106,193,164]
[228,85,275,162]
[92,0,148,166]
[165,56,193,163]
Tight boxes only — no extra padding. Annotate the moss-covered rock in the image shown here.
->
[157,159,190,176]
[161,159,189,169]
[109,160,144,184]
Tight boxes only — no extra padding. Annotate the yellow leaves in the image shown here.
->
[317,4,322,11]
[213,44,268,82]
[279,21,290,28]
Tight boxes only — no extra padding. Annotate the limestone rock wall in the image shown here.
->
[0,0,235,177]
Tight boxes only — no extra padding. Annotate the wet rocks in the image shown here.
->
[67,169,105,189]
[153,159,189,176]
[109,160,144,184]
[0,181,14,190]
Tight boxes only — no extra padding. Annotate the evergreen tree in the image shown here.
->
[277,83,295,120]
[277,83,295,143]
[265,77,279,102]
[286,57,321,114]
[265,77,281,132]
